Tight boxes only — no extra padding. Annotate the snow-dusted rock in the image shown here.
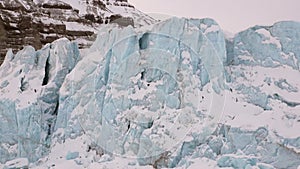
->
[0,0,157,63]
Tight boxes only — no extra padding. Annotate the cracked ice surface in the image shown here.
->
[0,17,300,169]
[54,17,226,166]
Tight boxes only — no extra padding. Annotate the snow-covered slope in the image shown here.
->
[0,17,300,169]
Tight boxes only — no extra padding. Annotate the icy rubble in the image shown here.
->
[0,17,300,169]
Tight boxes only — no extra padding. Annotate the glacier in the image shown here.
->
[0,38,79,163]
[230,21,300,69]
[0,17,300,169]
[54,17,226,167]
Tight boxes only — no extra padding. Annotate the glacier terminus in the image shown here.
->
[0,17,300,169]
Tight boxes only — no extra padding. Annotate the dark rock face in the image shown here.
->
[0,19,7,64]
[0,0,156,65]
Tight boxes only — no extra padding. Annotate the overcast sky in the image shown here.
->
[129,0,300,33]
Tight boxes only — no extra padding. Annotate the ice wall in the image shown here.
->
[0,38,79,162]
[232,21,300,70]
[0,17,300,169]
[54,17,226,166]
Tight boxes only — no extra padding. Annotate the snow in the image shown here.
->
[223,30,235,39]
[188,158,231,169]
[60,0,87,14]
[4,158,29,169]
[255,28,282,49]
[9,23,17,28]
[16,0,30,10]
[64,22,97,32]
[51,0,156,27]
[205,24,220,34]
[40,17,63,25]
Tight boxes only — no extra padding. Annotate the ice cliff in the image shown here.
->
[230,21,300,69]
[0,38,79,162]
[0,17,300,169]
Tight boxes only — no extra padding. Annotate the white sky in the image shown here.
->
[129,0,300,33]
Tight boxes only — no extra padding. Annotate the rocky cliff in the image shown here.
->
[0,0,156,64]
